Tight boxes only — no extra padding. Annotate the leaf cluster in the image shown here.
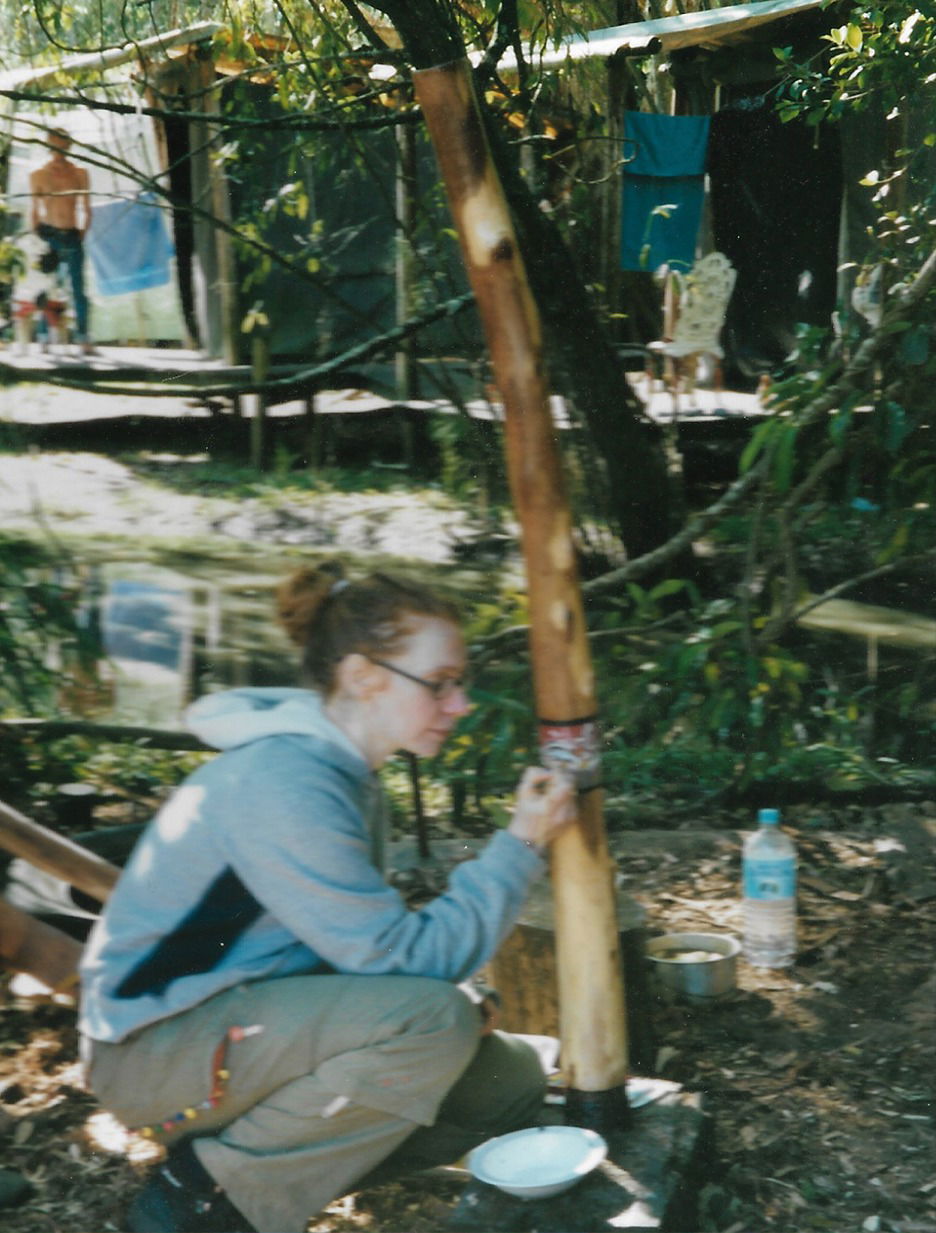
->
[774,4,936,125]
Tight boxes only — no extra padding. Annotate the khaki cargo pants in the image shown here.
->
[85,974,548,1232]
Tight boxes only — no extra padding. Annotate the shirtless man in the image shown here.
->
[30,127,93,350]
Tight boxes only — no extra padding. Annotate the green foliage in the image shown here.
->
[424,504,935,816]
[776,4,936,126]
[0,0,223,64]
[0,539,85,716]
[428,412,508,506]
[435,675,536,820]
[428,590,534,814]
[600,592,813,790]
[0,538,111,797]
[0,205,24,286]
[773,0,936,360]
[62,738,208,799]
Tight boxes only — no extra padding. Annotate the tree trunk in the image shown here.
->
[412,58,630,1132]
[482,112,671,557]
[360,0,670,557]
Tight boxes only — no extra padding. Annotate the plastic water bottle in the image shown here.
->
[742,808,797,968]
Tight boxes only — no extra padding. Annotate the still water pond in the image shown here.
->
[79,561,295,728]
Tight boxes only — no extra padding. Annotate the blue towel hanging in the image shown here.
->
[87,192,175,296]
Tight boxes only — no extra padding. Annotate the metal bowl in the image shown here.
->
[468,1124,608,1200]
[646,931,741,1002]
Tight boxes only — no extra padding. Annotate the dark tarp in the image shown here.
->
[708,94,842,381]
[225,89,475,367]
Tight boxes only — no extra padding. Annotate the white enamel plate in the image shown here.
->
[468,1124,608,1200]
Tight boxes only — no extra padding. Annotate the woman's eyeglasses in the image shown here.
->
[367,657,468,701]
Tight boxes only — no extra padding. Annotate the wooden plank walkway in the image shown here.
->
[0,344,306,400]
[797,597,936,651]
[0,343,766,426]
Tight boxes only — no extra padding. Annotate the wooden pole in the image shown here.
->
[304,391,324,471]
[199,44,240,365]
[404,753,431,861]
[413,60,630,1130]
[395,120,419,403]
[0,797,119,904]
[395,121,418,471]
[250,331,271,470]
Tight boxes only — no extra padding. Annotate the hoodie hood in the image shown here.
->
[186,687,367,767]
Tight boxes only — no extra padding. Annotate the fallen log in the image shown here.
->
[1,717,208,752]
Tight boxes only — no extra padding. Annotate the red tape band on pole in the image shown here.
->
[537,716,602,790]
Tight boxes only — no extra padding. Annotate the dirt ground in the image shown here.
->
[0,427,934,1232]
[1,802,934,1233]
[0,448,476,564]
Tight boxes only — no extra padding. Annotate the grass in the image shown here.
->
[122,450,460,503]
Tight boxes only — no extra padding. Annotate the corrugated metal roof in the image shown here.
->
[0,22,221,92]
[492,0,828,68]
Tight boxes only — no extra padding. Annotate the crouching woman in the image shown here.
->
[78,563,575,1233]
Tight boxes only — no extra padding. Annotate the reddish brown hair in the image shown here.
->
[276,561,460,693]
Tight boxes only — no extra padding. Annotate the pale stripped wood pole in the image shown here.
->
[0,798,120,991]
[413,60,630,1127]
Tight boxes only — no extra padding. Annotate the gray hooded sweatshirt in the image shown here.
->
[78,688,543,1043]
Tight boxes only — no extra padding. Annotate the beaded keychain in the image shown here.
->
[136,1024,263,1140]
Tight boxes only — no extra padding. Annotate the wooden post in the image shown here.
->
[0,799,120,988]
[0,899,84,993]
[413,60,630,1131]
[187,47,238,361]
[404,753,431,861]
[395,121,419,402]
[395,122,419,470]
[304,391,324,471]
[199,45,240,365]
[249,332,271,470]
[0,797,119,904]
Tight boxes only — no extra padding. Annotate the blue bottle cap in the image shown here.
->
[757,808,780,824]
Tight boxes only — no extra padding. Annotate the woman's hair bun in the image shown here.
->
[275,561,345,647]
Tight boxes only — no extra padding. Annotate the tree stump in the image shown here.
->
[486,880,655,1073]
[448,1083,710,1232]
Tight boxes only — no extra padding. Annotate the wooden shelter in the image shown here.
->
[0,23,228,353]
[484,0,878,384]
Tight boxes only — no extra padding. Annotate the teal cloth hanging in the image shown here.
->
[620,112,710,272]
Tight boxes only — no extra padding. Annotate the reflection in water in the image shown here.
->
[73,564,294,728]
[102,573,192,727]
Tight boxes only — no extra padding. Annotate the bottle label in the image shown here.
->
[744,857,796,900]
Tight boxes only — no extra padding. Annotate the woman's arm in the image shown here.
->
[220,745,573,985]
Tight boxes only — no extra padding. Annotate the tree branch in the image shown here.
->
[784,549,936,630]
[338,0,392,49]
[0,85,418,131]
[0,718,207,751]
[583,456,768,597]
[35,292,475,400]
[350,1,464,69]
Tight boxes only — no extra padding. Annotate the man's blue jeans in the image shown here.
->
[38,225,89,340]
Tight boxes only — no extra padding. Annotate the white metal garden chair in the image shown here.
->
[645,251,737,410]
